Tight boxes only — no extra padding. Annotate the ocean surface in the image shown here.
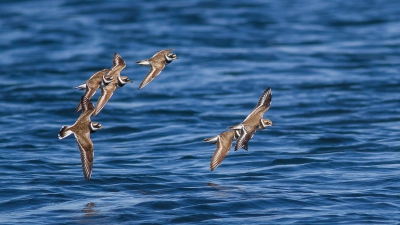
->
[1,0,400,224]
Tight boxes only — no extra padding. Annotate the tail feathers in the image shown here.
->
[204,135,219,144]
[136,60,150,66]
[227,124,242,131]
[74,83,86,90]
[58,126,73,139]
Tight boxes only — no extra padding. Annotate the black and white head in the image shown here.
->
[102,75,114,86]
[165,53,178,62]
[260,119,274,129]
[117,76,133,87]
[90,122,103,133]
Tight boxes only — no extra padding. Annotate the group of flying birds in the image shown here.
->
[58,49,274,180]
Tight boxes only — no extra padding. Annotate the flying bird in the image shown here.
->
[204,130,240,171]
[74,69,112,113]
[93,53,132,116]
[228,87,274,151]
[136,49,178,89]
[58,97,103,180]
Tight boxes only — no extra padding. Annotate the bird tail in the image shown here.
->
[58,126,73,139]
[204,135,219,144]
[227,124,242,131]
[136,60,150,66]
[74,83,86,90]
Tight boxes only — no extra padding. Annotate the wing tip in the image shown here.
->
[83,172,92,180]
[138,79,150,89]
[266,87,272,99]
[210,165,215,172]
[210,160,220,172]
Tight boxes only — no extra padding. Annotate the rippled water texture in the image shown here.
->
[1,0,400,224]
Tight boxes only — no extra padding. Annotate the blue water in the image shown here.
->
[1,0,400,224]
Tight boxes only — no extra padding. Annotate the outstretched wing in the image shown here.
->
[245,87,272,120]
[93,83,116,116]
[74,132,94,180]
[152,49,173,59]
[111,53,126,71]
[210,132,235,171]
[138,61,166,89]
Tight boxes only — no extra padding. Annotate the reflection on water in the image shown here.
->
[82,202,97,217]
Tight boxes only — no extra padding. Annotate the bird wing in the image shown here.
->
[210,131,235,171]
[74,132,94,180]
[138,61,166,89]
[152,49,173,59]
[111,53,126,71]
[93,82,116,116]
[244,87,272,121]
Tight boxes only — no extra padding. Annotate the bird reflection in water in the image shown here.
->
[207,182,229,191]
[82,202,97,217]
